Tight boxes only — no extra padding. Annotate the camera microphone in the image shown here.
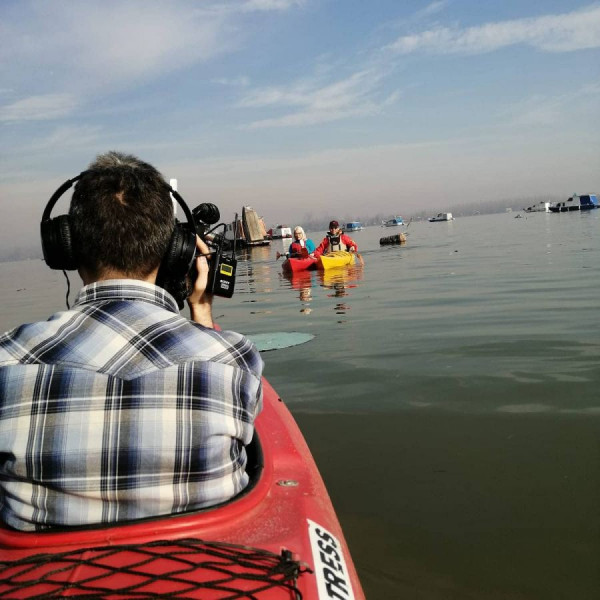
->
[192,203,220,227]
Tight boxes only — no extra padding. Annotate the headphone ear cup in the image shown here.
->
[162,223,196,278]
[41,215,77,270]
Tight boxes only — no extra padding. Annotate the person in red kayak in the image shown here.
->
[276,225,316,260]
[314,220,358,258]
[0,151,263,531]
[288,226,316,258]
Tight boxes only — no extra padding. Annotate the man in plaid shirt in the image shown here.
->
[0,152,263,531]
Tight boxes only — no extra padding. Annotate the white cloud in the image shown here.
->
[415,1,449,20]
[0,1,240,102]
[242,0,304,11]
[0,94,78,122]
[0,0,307,124]
[238,69,399,128]
[501,82,600,127]
[26,125,106,152]
[213,76,251,87]
[388,4,600,54]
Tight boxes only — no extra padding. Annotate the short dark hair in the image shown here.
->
[69,151,174,278]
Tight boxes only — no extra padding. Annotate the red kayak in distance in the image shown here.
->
[0,378,365,600]
[282,255,318,273]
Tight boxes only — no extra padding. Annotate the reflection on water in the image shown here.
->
[280,270,315,314]
[237,245,275,296]
[319,265,363,318]
[280,263,364,316]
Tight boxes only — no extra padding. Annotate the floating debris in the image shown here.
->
[379,233,407,245]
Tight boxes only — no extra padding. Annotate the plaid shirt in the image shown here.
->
[0,280,263,531]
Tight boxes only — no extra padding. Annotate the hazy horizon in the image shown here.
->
[0,193,567,261]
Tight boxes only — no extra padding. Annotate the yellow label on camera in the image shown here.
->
[220,264,233,276]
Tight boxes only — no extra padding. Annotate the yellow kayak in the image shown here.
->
[317,250,356,269]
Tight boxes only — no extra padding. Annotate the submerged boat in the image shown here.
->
[224,207,271,248]
[282,255,318,273]
[549,194,599,213]
[317,250,356,269]
[428,212,454,222]
[0,378,365,599]
[344,222,363,232]
[381,216,404,227]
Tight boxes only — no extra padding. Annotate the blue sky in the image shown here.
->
[1,0,599,247]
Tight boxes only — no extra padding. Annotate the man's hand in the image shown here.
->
[187,236,214,328]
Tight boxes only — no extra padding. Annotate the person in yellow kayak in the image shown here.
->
[314,220,358,258]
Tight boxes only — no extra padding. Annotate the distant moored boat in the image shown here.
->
[549,194,599,213]
[268,225,292,239]
[524,202,551,213]
[428,212,454,222]
[381,216,404,227]
[344,221,364,232]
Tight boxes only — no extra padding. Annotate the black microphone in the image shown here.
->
[192,203,220,226]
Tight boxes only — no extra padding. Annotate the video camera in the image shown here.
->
[191,202,237,298]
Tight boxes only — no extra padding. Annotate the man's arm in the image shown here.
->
[313,237,328,258]
[342,234,358,252]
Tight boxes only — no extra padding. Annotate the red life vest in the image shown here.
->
[290,240,309,257]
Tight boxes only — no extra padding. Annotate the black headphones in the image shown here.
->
[40,171,197,280]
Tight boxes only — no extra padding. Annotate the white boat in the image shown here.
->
[549,194,599,213]
[268,224,292,239]
[428,212,454,222]
[381,216,404,227]
[344,221,364,232]
[524,202,550,213]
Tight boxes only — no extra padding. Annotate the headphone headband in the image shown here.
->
[41,171,196,233]
[41,172,85,223]
[168,187,197,237]
[40,170,198,306]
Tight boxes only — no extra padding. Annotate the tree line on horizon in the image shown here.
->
[297,194,564,233]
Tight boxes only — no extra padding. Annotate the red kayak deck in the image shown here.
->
[282,256,318,272]
[0,379,364,599]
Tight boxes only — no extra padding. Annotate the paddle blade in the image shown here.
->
[248,332,315,352]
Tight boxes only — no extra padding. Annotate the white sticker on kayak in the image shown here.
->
[308,519,356,600]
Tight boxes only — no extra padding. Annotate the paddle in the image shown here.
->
[277,248,310,260]
[248,332,315,352]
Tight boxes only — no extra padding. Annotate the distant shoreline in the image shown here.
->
[0,197,567,263]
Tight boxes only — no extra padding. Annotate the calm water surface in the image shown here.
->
[1,212,599,599]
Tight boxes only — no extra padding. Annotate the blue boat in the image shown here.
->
[549,194,598,213]
[345,221,364,232]
[381,216,404,227]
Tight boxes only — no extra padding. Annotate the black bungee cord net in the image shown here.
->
[0,538,312,599]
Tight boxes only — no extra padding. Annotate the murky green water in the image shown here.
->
[1,211,599,598]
